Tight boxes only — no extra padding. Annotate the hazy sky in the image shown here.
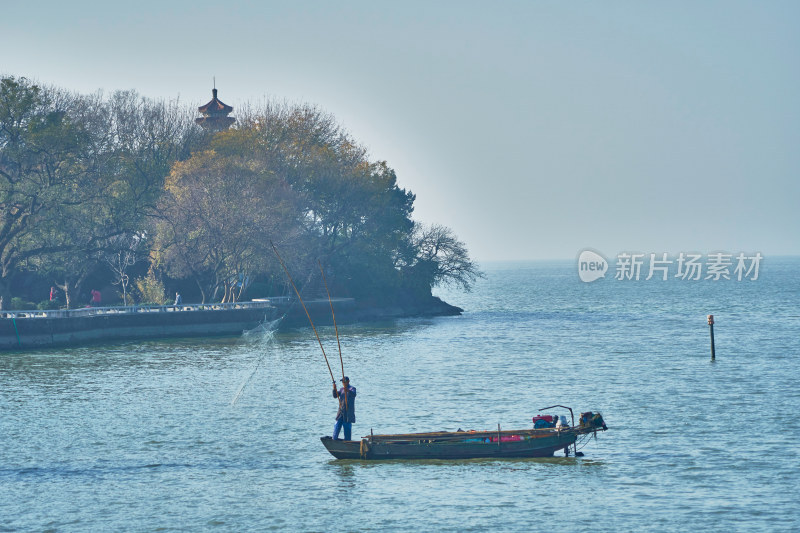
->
[3,1,798,260]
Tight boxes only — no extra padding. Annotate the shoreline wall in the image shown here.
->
[0,304,277,350]
[0,297,462,351]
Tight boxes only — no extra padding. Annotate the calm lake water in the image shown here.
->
[2,258,799,532]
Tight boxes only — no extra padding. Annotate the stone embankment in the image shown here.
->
[0,296,461,350]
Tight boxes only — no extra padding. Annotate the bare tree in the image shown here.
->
[154,148,300,303]
[410,223,484,292]
[104,233,143,305]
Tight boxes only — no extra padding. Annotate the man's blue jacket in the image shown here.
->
[333,385,356,423]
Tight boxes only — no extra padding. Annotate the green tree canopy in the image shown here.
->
[0,76,97,306]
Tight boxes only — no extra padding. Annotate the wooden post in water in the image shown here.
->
[708,314,716,361]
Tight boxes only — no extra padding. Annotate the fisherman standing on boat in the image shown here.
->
[332,376,356,441]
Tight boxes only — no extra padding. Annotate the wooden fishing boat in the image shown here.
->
[321,409,607,460]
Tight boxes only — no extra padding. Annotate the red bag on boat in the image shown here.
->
[533,415,555,428]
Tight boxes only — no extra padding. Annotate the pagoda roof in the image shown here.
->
[198,88,233,115]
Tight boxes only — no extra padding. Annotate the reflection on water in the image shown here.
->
[329,461,358,486]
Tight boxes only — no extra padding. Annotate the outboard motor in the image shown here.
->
[580,411,608,430]
[593,413,607,430]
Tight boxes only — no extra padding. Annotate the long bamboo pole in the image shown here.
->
[318,260,350,424]
[270,242,335,383]
[318,260,344,378]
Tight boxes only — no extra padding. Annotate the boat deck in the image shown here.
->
[321,425,604,460]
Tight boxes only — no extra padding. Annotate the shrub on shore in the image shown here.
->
[10,298,36,310]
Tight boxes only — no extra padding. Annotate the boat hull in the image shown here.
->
[320,431,579,460]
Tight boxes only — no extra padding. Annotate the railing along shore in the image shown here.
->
[0,299,286,320]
